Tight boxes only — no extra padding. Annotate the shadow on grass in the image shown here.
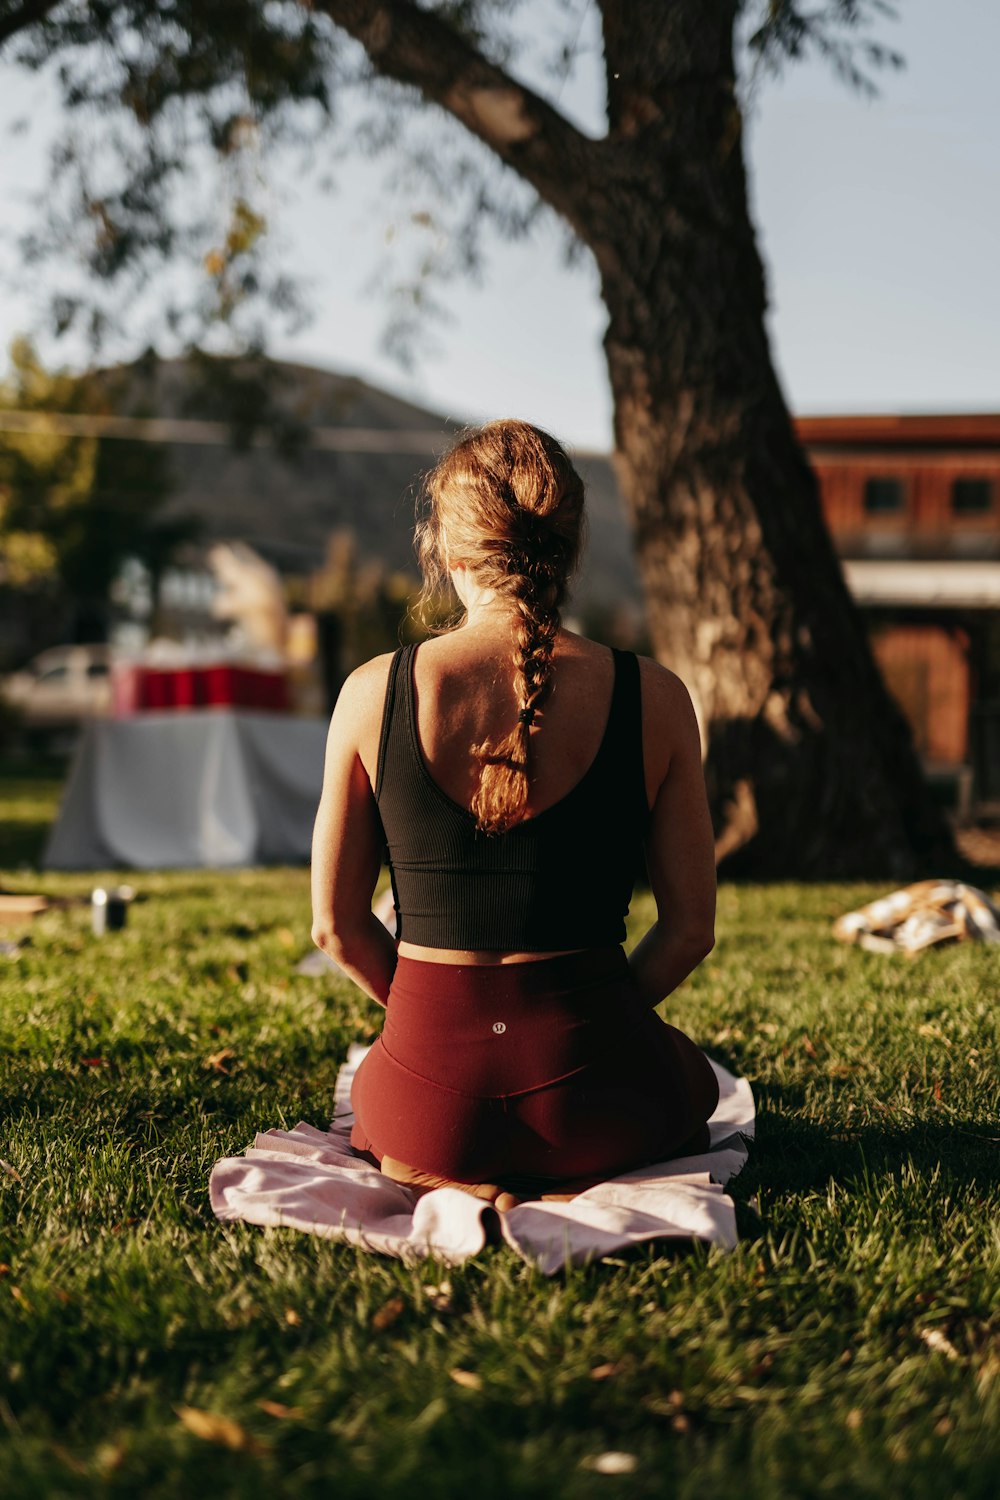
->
[743,1088,998,1196]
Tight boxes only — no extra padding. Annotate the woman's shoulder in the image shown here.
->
[552,632,696,725]
[633,653,703,791]
[634,652,697,717]
[335,650,397,714]
[328,652,398,768]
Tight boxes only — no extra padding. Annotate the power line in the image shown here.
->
[0,408,611,461]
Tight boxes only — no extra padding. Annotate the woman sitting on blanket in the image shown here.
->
[310,419,719,1211]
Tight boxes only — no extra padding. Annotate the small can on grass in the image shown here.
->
[91,887,128,936]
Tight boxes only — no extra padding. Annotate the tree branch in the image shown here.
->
[311,0,600,241]
[0,0,61,49]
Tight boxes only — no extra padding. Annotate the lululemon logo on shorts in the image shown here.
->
[492,1021,507,1034]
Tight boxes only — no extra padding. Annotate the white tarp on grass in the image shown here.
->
[44,712,328,869]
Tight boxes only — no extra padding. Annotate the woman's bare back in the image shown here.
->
[356,624,674,823]
[413,624,619,819]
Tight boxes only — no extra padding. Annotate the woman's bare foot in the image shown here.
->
[536,1172,606,1203]
[380,1154,521,1211]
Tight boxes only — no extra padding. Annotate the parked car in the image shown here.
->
[1,645,112,736]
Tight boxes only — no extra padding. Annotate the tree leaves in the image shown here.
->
[0,338,191,626]
[741,0,904,101]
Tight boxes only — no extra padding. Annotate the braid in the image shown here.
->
[471,564,563,835]
[416,418,586,835]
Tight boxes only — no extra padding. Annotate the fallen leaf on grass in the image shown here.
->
[79,1057,108,1068]
[448,1368,482,1391]
[423,1280,453,1313]
[10,1285,31,1310]
[205,1048,235,1074]
[713,1027,744,1044]
[580,1452,638,1475]
[919,1328,961,1362]
[51,1443,88,1475]
[589,1362,622,1381]
[0,1159,23,1183]
[975,1350,1000,1392]
[94,1442,125,1474]
[284,1308,301,1326]
[918,1023,951,1047]
[256,1399,305,1420]
[0,1263,10,1275]
[175,1405,271,1455]
[275,927,297,949]
[645,1389,685,1417]
[371,1295,405,1331]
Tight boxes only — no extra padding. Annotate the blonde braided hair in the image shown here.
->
[415,419,586,834]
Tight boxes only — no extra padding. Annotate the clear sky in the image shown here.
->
[1,0,997,448]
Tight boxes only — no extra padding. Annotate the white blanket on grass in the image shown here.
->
[209,1044,755,1274]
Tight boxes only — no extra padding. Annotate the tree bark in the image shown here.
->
[591,0,953,874]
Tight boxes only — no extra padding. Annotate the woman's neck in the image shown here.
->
[461,597,520,631]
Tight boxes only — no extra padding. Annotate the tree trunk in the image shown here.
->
[591,1,953,876]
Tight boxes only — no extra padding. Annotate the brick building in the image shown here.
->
[798,414,1000,818]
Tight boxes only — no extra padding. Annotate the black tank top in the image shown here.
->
[374,643,649,951]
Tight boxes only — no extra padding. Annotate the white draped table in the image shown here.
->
[44,712,328,869]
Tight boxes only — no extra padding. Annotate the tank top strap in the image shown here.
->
[605,648,648,826]
[374,643,417,801]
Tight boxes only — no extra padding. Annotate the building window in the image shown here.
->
[951,477,994,515]
[863,476,906,514]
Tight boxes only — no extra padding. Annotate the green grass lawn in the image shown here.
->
[1,763,998,1497]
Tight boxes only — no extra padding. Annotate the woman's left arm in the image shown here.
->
[310,659,396,1006]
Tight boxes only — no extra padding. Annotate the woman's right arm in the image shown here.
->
[310,657,397,1006]
[628,663,717,1008]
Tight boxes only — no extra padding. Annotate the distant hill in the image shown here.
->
[91,354,643,620]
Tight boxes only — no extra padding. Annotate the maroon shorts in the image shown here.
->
[350,947,719,1186]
